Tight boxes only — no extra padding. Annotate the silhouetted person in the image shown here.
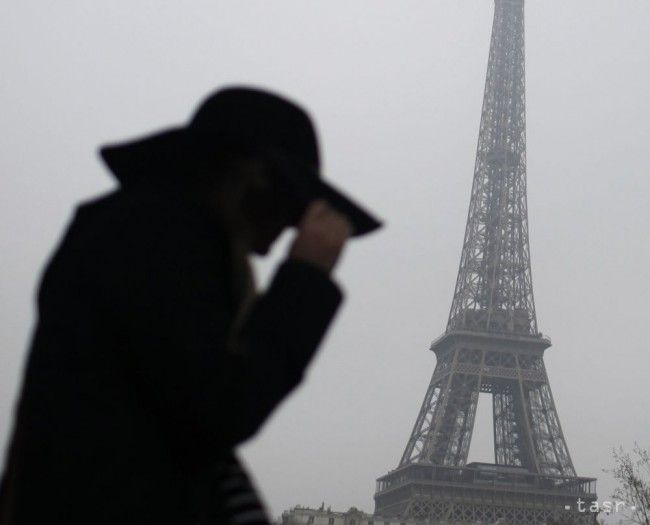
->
[0,87,381,525]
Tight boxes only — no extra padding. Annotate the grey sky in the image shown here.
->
[1,1,649,520]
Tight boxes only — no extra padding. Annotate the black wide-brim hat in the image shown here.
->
[100,87,382,237]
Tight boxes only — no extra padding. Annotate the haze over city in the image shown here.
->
[1,1,649,521]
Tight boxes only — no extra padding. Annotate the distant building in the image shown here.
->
[280,505,417,525]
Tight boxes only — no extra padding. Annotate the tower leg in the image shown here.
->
[522,380,577,477]
[401,347,483,467]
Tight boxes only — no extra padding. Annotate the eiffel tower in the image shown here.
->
[374,1,597,523]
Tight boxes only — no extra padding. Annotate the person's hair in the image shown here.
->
[181,145,303,233]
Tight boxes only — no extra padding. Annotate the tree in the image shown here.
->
[606,444,650,525]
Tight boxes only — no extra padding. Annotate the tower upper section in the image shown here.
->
[447,0,538,336]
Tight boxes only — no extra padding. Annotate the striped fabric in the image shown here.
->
[197,455,270,525]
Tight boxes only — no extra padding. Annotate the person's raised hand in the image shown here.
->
[288,200,352,274]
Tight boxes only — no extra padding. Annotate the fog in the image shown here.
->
[1,1,649,521]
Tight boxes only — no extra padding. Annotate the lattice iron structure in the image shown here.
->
[375,0,596,522]
[448,0,536,338]
[376,463,596,525]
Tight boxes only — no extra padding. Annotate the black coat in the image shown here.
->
[0,186,342,524]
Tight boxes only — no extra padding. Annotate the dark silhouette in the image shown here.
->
[0,87,381,524]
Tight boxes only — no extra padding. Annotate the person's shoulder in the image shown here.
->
[74,186,220,238]
[65,188,140,249]
[72,185,231,270]
[75,187,121,214]
[74,186,178,225]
